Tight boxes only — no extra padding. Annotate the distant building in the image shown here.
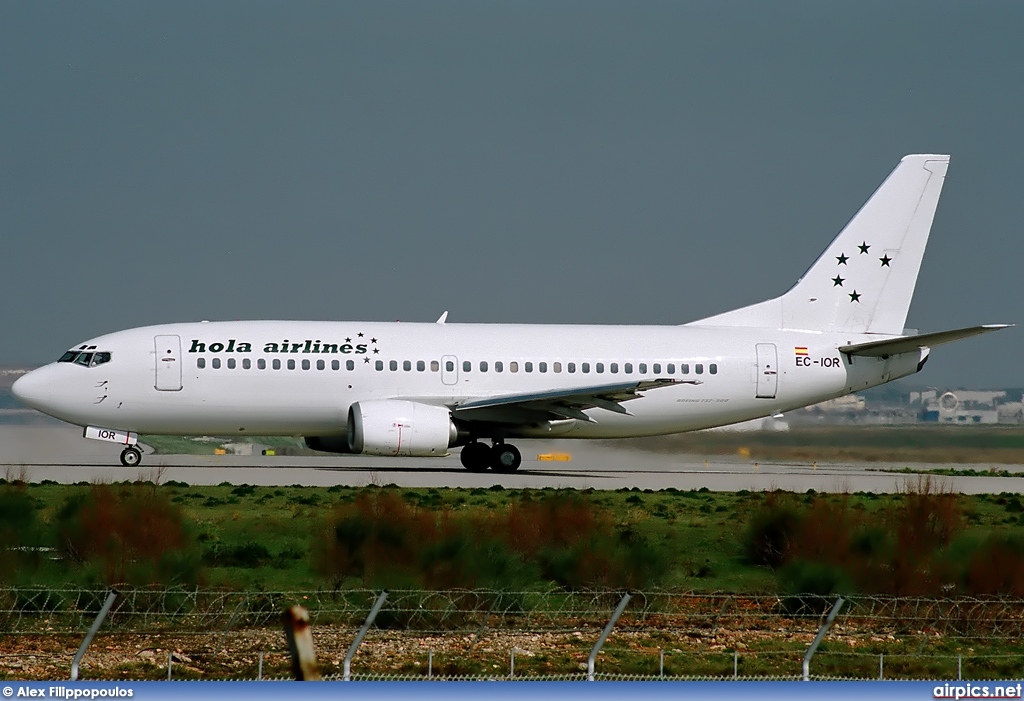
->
[806,395,866,412]
[911,389,1017,424]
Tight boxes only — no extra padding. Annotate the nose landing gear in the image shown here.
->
[459,440,522,473]
[119,446,142,467]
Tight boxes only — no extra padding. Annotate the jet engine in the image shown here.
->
[347,400,458,457]
[304,435,355,454]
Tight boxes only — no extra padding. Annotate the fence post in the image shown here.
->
[283,605,320,681]
[879,653,883,680]
[734,650,738,679]
[428,649,433,679]
[958,655,962,681]
[659,649,664,679]
[70,590,118,681]
[802,596,845,681]
[343,591,388,681]
[588,593,631,681]
[167,652,172,681]
[258,652,263,681]
[510,649,515,679]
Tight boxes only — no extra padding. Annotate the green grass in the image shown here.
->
[626,425,1024,463]
[3,480,1024,593]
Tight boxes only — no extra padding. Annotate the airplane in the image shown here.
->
[12,154,1010,471]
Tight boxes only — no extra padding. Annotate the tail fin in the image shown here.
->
[689,154,950,335]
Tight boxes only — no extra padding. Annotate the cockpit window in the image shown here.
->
[60,350,111,366]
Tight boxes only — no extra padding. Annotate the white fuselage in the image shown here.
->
[13,320,923,439]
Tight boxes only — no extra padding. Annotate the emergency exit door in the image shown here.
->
[441,355,458,386]
[155,335,182,391]
[755,343,778,399]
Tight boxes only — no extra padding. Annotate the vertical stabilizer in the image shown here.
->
[688,155,950,335]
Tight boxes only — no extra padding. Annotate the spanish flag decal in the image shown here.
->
[794,347,809,356]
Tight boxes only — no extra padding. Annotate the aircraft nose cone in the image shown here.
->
[11,368,49,411]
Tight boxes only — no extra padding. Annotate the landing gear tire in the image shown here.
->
[460,442,492,473]
[491,443,522,473]
[120,446,142,467]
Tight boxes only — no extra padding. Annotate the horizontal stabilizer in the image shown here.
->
[838,324,1012,357]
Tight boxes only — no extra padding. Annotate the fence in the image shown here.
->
[2,588,1024,681]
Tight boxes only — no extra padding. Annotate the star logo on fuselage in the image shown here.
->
[858,242,870,254]
[836,253,849,265]
[832,275,844,286]
[849,290,861,303]
[879,255,892,267]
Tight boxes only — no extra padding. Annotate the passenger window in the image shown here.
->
[568,363,576,373]
[228,358,236,370]
[681,363,689,374]
[197,358,206,369]
[596,363,604,373]
[710,363,718,375]
[480,361,488,372]
[258,358,266,370]
[525,362,533,372]
[431,360,440,372]
[390,360,398,371]
[625,363,633,374]
[495,361,503,372]
[696,364,704,374]
[288,359,296,370]
[445,361,454,372]
[653,363,662,374]
[582,363,590,373]
[510,361,519,373]
[639,363,647,374]
[242,358,251,370]
[610,363,618,374]
[317,359,325,370]
[346,360,355,370]
[331,360,340,370]
[75,353,93,367]
[376,360,384,371]
[273,359,281,370]
[539,362,547,373]
[403,360,412,371]
[417,360,425,371]
[212,358,221,369]
[463,361,471,372]
[667,363,675,374]
[553,362,562,373]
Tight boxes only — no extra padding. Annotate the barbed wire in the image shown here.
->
[3,587,1024,638]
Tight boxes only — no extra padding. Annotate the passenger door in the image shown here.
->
[154,335,183,391]
[755,343,778,399]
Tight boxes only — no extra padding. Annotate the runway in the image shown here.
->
[2,424,1023,493]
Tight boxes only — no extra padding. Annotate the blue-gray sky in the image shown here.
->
[1,1,1021,387]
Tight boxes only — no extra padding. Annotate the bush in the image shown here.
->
[56,484,201,586]
[744,493,802,569]
[314,491,668,590]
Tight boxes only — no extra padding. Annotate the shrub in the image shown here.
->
[56,484,201,586]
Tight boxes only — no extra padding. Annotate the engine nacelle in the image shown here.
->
[347,400,457,457]
[304,435,355,454]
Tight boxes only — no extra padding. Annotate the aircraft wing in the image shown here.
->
[452,378,691,423]
[838,324,1012,357]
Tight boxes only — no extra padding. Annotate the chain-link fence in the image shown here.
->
[2,588,1024,681]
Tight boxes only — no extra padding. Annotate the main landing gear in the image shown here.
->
[119,446,142,467]
[459,440,522,473]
